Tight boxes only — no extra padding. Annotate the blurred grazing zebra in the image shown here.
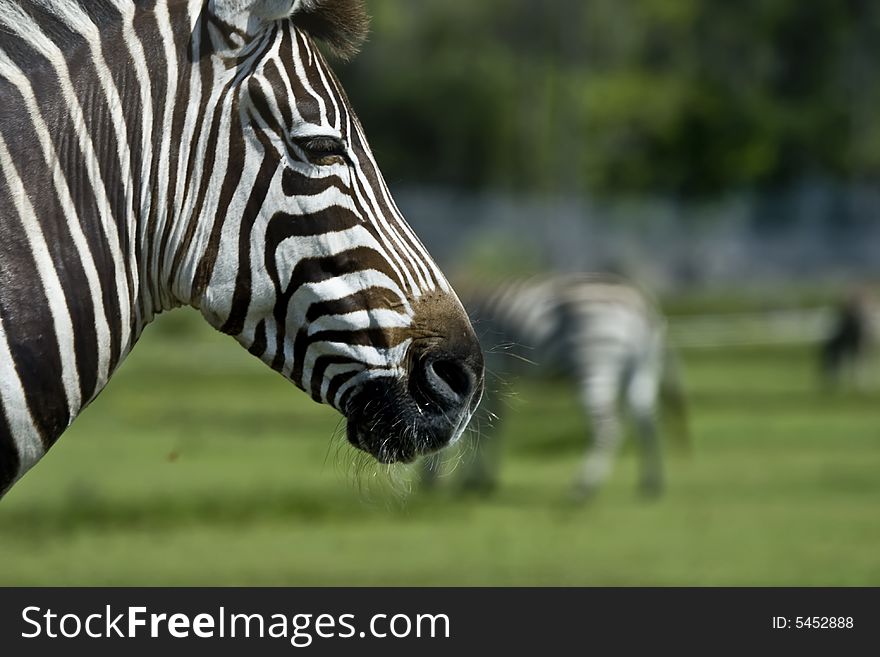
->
[0,0,484,497]
[423,274,687,498]
[820,290,875,388]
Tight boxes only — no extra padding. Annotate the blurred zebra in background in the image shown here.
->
[819,289,876,389]
[0,0,484,496]
[423,273,688,499]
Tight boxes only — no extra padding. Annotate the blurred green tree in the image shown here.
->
[339,0,880,198]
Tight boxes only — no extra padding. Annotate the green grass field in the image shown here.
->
[1,308,878,585]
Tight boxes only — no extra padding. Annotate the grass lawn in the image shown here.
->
[1,309,878,585]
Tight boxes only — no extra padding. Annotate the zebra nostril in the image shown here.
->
[418,355,475,410]
[429,359,472,401]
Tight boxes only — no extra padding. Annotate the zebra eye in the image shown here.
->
[295,136,348,166]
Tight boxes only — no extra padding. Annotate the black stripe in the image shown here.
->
[245,66,289,143]
[292,326,406,388]
[102,1,150,329]
[281,166,347,198]
[298,36,338,129]
[247,318,268,358]
[168,10,222,292]
[13,1,79,48]
[344,139,422,295]
[287,29,323,125]
[158,0,197,298]
[1,21,126,376]
[0,187,70,448]
[0,399,20,496]
[309,355,358,402]
[337,386,357,416]
[271,247,404,307]
[189,27,281,312]
[325,369,360,409]
[66,32,135,371]
[181,27,275,306]
[77,0,128,28]
[5,80,106,410]
[266,206,362,238]
[261,57,293,135]
[191,99,248,304]
[301,327,400,351]
[266,247,403,376]
[216,125,282,336]
[280,167,391,249]
[305,287,403,324]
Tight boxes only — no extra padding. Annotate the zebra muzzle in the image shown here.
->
[344,342,484,464]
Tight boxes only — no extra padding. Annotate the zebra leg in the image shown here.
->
[574,369,623,499]
[457,430,500,494]
[627,354,664,498]
[418,434,499,494]
[451,383,504,494]
[632,411,663,497]
[419,389,502,494]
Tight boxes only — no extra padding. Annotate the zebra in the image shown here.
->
[0,0,484,497]
[422,273,687,498]
[819,290,875,389]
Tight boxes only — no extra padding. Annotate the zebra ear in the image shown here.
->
[210,0,296,35]
[290,0,369,60]
[210,0,369,59]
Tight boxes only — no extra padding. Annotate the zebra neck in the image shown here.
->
[0,1,216,490]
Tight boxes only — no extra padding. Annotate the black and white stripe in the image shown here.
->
[0,0,483,496]
[425,274,686,497]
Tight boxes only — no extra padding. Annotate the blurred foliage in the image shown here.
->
[340,0,880,197]
[451,235,546,285]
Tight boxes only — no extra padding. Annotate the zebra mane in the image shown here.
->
[292,0,369,61]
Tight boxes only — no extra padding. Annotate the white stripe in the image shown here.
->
[120,0,158,321]
[299,341,411,391]
[284,269,412,342]
[165,5,206,302]
[260,315,279,364]
[175,73,235,301]
[150,0,181,310]
[308,38,342,133]
[281,270,413,381]
[291,32,329,128]
[319,361,364,403]
[307,309,411,336]
[274,224,399,292]
[204,122,263,325]
[331,367,401,410]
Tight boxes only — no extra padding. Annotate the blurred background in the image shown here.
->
[1,0,878,585]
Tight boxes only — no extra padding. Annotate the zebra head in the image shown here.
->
[193,0,484,463]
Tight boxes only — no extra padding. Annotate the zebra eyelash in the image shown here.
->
[294,135,349,166]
